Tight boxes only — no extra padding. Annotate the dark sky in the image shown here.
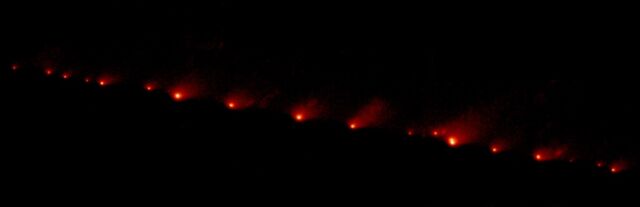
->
[3,1,638,167]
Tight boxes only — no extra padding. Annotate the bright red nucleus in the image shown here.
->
[173,92,184,101]
[145,84,154,91]
[533,146,570,162]
[347,99,389,130]
[224,90,256,110]
[491,147,499,154]
[448,137,458,147]
[291,99,323,123]
[490,140,508,154]
[535,154,543,161]
[608,160,629,174]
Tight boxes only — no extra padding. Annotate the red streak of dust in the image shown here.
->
[347,98,389,130]
[433,106,499,147]
[224,90,255,110]
[610,167,618,173]
[145,83,155,91]
[607,160,628,174]
[291,99,323,122]
[490,139,509,154]
[97,75,117,87]
[533,146,570,162]
[169,78,204,102]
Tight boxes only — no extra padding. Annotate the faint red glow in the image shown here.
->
[610,167,618,173]
[11,64,18,71]
[62,73,70,79]
[45,68,53,76]
[99,80,106,86]
[448,137,458,147]
[407,130,414,136]
[145,84,154,91]
[84,78,91,83]
[432,131,439,136]
[596,162,604,168]
[490,140,507,154]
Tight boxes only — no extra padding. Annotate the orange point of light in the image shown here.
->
[45,69,53,75]
[62,74,69,79]
[145,85,154,91]
[535,154,542,161]
[448,137,458,147]
[432,131,439,136]
[99,81,106,86]
[227,102,236,109]
[173,92,183,100]
[491,147,499,153]
[295,114,304,121]
[610,167,618,173]
[349,123,357,129]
